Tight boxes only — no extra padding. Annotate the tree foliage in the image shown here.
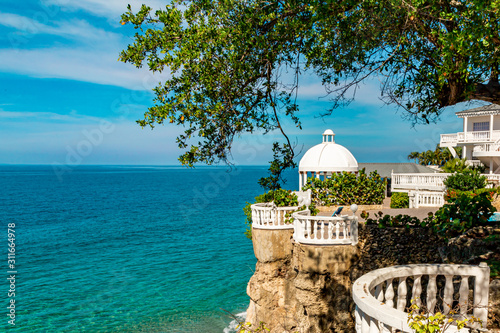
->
[120,0,500,176]
[407,145,462,166]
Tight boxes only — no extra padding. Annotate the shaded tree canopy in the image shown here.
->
[120,0,500,184]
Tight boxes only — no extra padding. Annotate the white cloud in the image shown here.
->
[0,110,103,122]
[0,13,121,45]
[42,0,167,21]
[0,47,168,90]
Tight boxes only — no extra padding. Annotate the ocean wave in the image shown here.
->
[223,312,247,333]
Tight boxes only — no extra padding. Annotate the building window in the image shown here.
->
[473,121,489,131]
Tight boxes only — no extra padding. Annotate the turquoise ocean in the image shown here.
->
[0,165,297,332]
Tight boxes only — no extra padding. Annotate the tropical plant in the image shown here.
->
[302,169,386,206]
[390,192,409,208]
[120,1,500,187]
[407,300,482,333]
[441,158,486,173]
[407,146,462,166]
[432,189,497,237]
[443,170,487,191]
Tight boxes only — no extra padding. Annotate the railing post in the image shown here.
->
[351,216,358,246]
[473,262,490,324]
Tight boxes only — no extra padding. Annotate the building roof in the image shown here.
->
[455,103,500,117]
[358,163,438,178]
[299,130,358,172]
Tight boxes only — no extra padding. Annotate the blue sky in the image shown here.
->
[0,0,486,166]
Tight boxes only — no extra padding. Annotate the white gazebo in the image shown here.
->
[298,129,359,189]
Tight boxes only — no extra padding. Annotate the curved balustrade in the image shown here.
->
[251,203,299,229]
[292,210,358,245]
[353,263,490,333]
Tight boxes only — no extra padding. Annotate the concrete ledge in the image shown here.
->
[252,228,294,263]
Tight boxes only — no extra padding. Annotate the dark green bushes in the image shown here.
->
[390,192,409,208]
[302,169,386,206]
[443,170,487,191]
[432,189,497,237]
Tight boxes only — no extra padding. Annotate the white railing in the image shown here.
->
[465,160,485,168]
[292,210,358,245]
[391,173,448,191]
[353,263,490,333]
[392,172,500,192]
[251,203,299,229]
[440,133,459,144]
[473,143,500,153]
[440,130,500,145]
[409,190,445,208]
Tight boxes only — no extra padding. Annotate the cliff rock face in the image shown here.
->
[245,225,500,332]
[245,228,358,332]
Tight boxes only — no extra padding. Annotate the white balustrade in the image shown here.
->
[409,190,445,208]
[392,172,500,193]
[441,130,500,145]
[440,133,458,144]
[251,203,299,229]
[353,263,490,333]
[292,210,358,245]
[391,173,448,192]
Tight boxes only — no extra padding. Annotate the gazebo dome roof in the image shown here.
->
[299,130,358,172]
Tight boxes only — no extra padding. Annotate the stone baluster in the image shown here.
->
[306,220,311,239]
[328,222,333,239]
[397,277,407,311]
[427,274,437,313]
[385,279,394,308]
[459,275,469,315]
[335,220,340,239]
[313,221,318,239]
[361,312,370,333]
[443,275,454,314]
[473,262,490,324]
[355,306,362,333]
[412,275,422,307]
[368,318,379,333]
[374,284,383,302]
[320,222,325,240]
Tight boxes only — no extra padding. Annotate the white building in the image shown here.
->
[440,103,500,173]
[298,129,358,189]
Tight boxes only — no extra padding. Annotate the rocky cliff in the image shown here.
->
[244,225,499,332]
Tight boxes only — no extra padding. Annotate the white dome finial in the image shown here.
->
[322,129,335,143]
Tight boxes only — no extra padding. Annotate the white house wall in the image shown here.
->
[465,115,489,131]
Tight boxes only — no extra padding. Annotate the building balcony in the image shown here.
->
[353,263,490,333]
[472,143,500,157]
[440,130,500,146]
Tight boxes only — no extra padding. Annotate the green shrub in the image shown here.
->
[390,192,409,208]
[432,189,496,237]
[443,170,487,191]
[302,168,386,206]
